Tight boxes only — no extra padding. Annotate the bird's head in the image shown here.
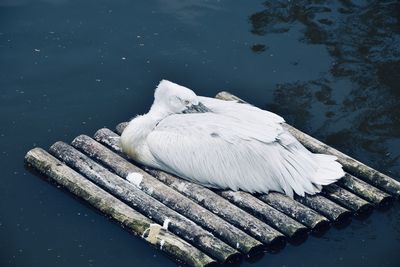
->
[153,80,210,114]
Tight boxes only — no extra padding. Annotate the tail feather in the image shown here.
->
[310,154,345,185]
[275,145,344,197]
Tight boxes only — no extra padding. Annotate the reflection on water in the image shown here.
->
[156,0,221,25]
[249,0,400,176]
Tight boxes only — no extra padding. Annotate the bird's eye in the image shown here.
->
[184,100,190,105]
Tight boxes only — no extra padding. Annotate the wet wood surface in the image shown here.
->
[25,148,217,267]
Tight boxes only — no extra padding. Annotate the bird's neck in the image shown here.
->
[120,105,171,159]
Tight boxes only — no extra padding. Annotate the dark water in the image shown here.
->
[1,0,399,266]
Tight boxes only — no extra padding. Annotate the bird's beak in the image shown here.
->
[182,102,211,113]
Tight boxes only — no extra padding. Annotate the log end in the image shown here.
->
[244,243,265,259]
[354,202,374,217]
[203,261,219,267]
[311,219,330,235]
[25,147,40,163]
[116,122,128,134]
[224,251,243,266]
[266,235,286,252]
[376,194,395,209]
[333,210,352,225]
[288,227,309,245]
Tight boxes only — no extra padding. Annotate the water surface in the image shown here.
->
[1,0,399,266]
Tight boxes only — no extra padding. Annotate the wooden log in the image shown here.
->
[90,130,286,249]
[216,190,309,239]
[338,174,393,207]
[147,169,287,249]
[214,91,396,209]
[258,193,329,231]
[284,123,400,198]
[294,194,351,223]
[25,148,217,267]
[94,128,292,248]
[116,122,128,134]
[107,128,353,237]
[215,91,400,198]
[71,135,264,256]
[49,142,240,263]
[112,126,333,229]
[96,128,289,247]
[322,184,373,214]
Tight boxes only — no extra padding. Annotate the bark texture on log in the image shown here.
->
[25,148,217,267]
[284,123,400,198]
[148,169,286,249]
[218,190,308,239]
[71,135,264,256]
[98,127,329,231]
[49,142,240,263]
[116,122,128,134]
[338,174,393,207]
[215,91,400,198]
[323,184,373,214]
[258,192,330,231]
[98,128,308,241]
[294,194,351,223]
[93,130,285,249]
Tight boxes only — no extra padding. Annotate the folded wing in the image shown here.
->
[146,112,343,197]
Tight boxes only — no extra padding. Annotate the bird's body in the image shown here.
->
[121,80,344,197]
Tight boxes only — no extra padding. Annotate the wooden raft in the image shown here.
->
[25,92,400,267]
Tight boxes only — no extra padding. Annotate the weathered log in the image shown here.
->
[147,169,286,249]
[91,130,286,249]
[71,135,264,256]
[101,127,336,237]
[96,128,293,247]
[294,194,351,223]
[217,190,308,239]
[258,193,330,231]
[338,174,393,207]
[111,126,332,230]
[322,184,373,214]
[116,122,128,134]
[214,91,396,209]
[49,142,240,263]
[25,148,217,267]
[215,91,400,198]
[284,123,400,198]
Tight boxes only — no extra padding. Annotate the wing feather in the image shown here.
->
[146,113,322,196]
[199,96,285,143]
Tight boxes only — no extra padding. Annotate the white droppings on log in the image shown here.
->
[177,182,188,192]
[163,218,171,230]
[148,187,154,195]
[126,172,143,189]
[160,239,165,250]
[232,194,242,203]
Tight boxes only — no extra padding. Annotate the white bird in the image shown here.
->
[121,80,345,197]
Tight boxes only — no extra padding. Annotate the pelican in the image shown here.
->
[121,80,344,197]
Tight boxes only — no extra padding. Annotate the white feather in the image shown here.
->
[120,80,345,197]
